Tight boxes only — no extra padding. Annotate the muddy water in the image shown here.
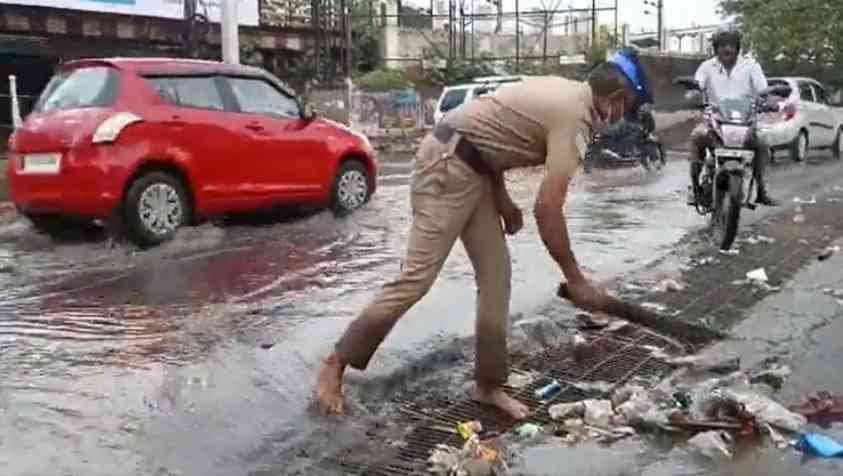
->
[0,154,702,476]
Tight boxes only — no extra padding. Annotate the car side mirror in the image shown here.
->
[302,103,317,122]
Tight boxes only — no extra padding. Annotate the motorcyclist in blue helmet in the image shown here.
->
[609,47,655,124]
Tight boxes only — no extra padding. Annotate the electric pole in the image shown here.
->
[221,0,239,64]
[643,0,663,50]
[591,0,596,49]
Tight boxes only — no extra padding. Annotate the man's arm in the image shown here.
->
[534,169,585,284]
[534,127,585,284]
[693,61,709,91]
[751,61,769,93]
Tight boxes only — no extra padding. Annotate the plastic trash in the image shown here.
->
[653,279,685,293]
[794,196,817,204]
[583,399,615,428]
[749,365,791,390]
[506,371,537,389]
[723,390,807,433]
[798,432,843,458]
[818,245,840,261]
[669,353,741,375]
[534,380,562,400]
[746,268,768,283]
[548,402,585,421]
[688,430,734,459]
[515,423,542,438]
[457,421,483,440]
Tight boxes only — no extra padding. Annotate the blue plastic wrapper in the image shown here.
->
[799,432,843,458]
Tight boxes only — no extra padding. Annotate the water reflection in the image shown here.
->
[0,157,703,475]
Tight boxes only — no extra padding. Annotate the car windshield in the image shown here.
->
[714,96,753,122]
[34,66,119,113]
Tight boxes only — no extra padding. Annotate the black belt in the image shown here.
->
[432,123,491,176]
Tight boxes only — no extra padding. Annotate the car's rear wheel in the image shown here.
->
[330,160,371,216]
[123,172,190,247]
[790,130,808,162]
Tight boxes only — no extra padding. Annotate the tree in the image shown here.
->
[742,0,843,88]
[717,0,745,25]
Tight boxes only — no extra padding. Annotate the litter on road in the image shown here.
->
[790,391,843,427]
[746,268,769,283]
[653,279,685,293]
[799,433,843,458]
[818,245,840,261]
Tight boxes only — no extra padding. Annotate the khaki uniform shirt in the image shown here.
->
[449,76,595,179]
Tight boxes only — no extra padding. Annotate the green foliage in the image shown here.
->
[717,0,745,25]
[355,69,413,92]
[742,0,843,88]
[418,59,499,87]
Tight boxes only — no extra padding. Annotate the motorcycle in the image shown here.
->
[673,76,792,250]
[583,107,666,173]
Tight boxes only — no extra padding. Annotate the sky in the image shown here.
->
[615,0,722,32]
[412,0,724,33]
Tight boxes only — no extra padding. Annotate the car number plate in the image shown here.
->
[714,148,754,160]
[22,153,61,173]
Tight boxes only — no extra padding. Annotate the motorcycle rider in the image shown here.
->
[687,27,778,206]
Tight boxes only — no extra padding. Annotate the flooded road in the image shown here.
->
[0,149,836,476]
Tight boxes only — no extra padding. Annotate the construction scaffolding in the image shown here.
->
[254,0,620,80]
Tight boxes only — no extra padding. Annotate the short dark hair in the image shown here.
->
[588,61,630,97]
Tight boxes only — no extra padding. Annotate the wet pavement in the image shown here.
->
[1,148,843,476]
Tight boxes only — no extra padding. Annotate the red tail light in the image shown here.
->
[782,102,797,121]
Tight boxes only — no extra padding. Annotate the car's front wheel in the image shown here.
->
[330,160,371,216]
[123,172,190,247]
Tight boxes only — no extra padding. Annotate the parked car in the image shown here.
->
[6,58,378,247]
[432,75,525,124]
[758,76,843,162]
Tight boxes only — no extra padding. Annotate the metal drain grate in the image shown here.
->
[349,326,688,475]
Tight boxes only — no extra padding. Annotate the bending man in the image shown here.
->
[316,53,653,419]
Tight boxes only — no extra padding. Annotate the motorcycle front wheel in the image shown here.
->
[712,174,744,250]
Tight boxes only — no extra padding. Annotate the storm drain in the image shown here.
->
[344,326,692,476]
[335,194,843,475]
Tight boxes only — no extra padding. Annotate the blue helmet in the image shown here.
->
[608,47,654,106]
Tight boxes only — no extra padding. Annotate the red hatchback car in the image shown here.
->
[6,58,378,246]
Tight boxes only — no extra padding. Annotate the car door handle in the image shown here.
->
[245,123,265,132]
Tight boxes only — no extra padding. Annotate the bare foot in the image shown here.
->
[473,385,529,420]
[315,353,346,415]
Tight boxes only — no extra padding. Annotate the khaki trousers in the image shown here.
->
[335,132,512,386]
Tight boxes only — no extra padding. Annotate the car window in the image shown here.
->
[226,77,301,119]
[439,89,468,113]
[146,76,225,111]
[34,66,119,113]
[798,82,815,102]
[812,83,829,105]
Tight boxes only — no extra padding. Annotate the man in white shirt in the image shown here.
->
[687,28,778,206]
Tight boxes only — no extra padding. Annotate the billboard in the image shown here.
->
[0,0,260,26]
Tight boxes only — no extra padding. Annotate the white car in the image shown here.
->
[432,75,525,124]
[759,77,843,161]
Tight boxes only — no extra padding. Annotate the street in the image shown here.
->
[1,146,843,476]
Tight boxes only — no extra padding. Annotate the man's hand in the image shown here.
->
[566,278,609,312]
[499,200,524,235]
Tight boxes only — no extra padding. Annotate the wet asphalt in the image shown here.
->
[1,149,843,476]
